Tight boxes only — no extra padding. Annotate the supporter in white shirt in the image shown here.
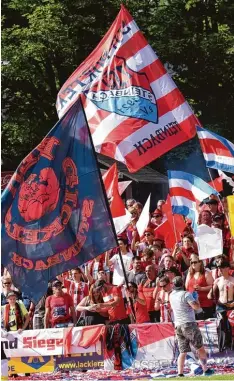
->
[108,238,133,286]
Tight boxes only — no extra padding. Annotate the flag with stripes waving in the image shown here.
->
[57,5,199,173]
[197,126,234,174]
[168,170,219,229]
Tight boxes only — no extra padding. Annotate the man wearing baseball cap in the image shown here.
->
[45,280,77,328]
[170,276,214,377]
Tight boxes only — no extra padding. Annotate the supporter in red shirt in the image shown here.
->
[185,254,214,319]
[45,280,76,328]
[139,265,160,322]
[97,280,130,324]
[172,236,197,273]
[126,282,150,324]
[149,243,163,267]
[140,248,155,270]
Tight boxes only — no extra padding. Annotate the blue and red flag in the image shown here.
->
[1,98,117,303]
[168,170,219,230]
[197,126,234,174]
[57,5,198,173]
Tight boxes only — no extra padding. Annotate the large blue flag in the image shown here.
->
[1,98,117,303]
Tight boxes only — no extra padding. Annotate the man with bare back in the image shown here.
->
[208,260,234,350]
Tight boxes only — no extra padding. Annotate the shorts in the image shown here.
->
[176,322,203,353]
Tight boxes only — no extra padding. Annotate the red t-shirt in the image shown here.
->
[103,286,127,322]
[138,281,156,312]
[45,293,74,326]
[127,296,150,324]
[134,300,150,324]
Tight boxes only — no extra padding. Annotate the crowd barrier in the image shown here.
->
[2,320,228,375]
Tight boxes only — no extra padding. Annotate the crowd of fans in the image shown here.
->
[1,196,234,351]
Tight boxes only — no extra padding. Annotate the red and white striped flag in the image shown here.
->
[57,5,199,172]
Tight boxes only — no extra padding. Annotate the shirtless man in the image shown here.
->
[208,260,234,351]
[208,260,234,308]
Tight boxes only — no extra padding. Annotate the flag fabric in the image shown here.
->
[56,5,199,173]
[102,163,117,199]
[168,170,219,228]
[218,170,234,196]
[118,180,132,196]
[154,220,175,249]
[197,126,234,174]
[208,176,223,193]
[113,209,132,235]
[102,163,125,218]
[1,98,117,303]
[161,195,187,247]
[102,166,131,196]
[136,194,151,237]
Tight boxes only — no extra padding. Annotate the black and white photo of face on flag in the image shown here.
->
[218,170,234,196]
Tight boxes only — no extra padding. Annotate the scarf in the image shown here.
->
[4,302,23,331]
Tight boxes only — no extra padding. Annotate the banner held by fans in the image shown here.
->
[1,98,117,303]
[57,5,199,173]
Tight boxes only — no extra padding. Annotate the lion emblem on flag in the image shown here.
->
[18,167,60,222]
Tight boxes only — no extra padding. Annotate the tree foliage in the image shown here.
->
[2,0,234,171]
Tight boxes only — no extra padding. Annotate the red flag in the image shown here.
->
[160,195,187,247]
[57,5,198,173]
[208,176,223,192]
[103,163,125,218]
[154,220,175,249]
[102,164,117,199]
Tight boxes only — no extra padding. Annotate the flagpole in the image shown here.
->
[79,96,136,322]
[172,214,178,243]
[207,168,225,212]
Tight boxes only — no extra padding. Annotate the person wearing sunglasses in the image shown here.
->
[132,228,155,254]
[1,277,21,306]
[154,275,173,323]
[185,254,214,320]
[139,265,159,322]
[45,280,77,328]
[150,209,163,229]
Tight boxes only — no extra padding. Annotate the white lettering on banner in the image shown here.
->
[2,327,101,358]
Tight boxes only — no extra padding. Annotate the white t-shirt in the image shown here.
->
[110,252,133,286]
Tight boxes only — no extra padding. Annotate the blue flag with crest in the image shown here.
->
[1,98,117,303]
